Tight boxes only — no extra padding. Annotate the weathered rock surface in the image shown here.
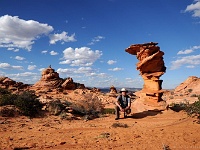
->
[0,76,29,92]
[30,66,85,93]
[109,85,117,94]
[174,76,200,95]
[126,42,167,111]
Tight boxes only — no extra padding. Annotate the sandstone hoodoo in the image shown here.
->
[125,42,167,110]
[30,65,85,93]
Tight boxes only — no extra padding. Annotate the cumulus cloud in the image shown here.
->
[49,31,76,44]
[185,1,200,17]
[12,72,38,77]
[41,50,48,54]
[108,67,123,71]
[50,50,58,55]
[88,36,105,45]
[0,63,23,70]
[107,60,117,65]
[15,56,25,60]
[0,15,53,51]
[60,47,102,66]
[170,54,200,70]
[7,48,19,52]
[177,45,200,55]
[28,65,36,70]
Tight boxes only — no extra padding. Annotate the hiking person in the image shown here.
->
[115,88,131,120]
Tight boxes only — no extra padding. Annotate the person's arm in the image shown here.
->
[125,97,131,110]
[115,96,124,111]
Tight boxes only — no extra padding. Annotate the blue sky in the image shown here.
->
[0,0,200,89]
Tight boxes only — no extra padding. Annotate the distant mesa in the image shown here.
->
[126,42,167,111]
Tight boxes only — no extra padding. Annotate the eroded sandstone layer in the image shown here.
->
[126,42,167,110]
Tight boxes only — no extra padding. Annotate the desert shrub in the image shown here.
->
[179,94,183,96]
[71,93,104,119]
[0,93,17,106]
[169,102,187,112]
[46,100,65,115]
[169,96,174,99]
[190,94,198,97]
[102,108,115,114]
[185,96,200,118]
[188,89,193,93]
[111,123,128,128]
[0,105,20,117]
[14,90,42,117]
[0,87,11,95]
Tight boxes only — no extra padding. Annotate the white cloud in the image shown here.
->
[7,72,39,84]
[107,60,117,65]
[7,48,19,52]
[38,68,45,72]
[177,45,200,55]
[185,1,200,17]
[88,36,105,45]
[50,50,58,55]
[0,63,23,70]
[61,47,102,66]
[13,72,38,77]
[108,67,123,71]
[177,49,193,55]
[41,50,48,54]
[49,31,76,44]
[0,15,53,51]
[28,65,36,70]
[75,67,93,74]
[15,56,25,60]
[170,54,200,70]
[186,65,195,68]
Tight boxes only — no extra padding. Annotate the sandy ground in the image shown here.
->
[0,107,200,150]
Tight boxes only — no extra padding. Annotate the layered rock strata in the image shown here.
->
[125,42,167,110]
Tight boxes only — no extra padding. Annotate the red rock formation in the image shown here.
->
[109,85,117,94]
[174,76,200,95]
[30,66,85,93]
[0,76,29,92]
[125,42,167,110]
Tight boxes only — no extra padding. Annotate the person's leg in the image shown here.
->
[124,108,131,118]
[115,105,120,120]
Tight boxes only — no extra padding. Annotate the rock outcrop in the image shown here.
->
[0,76,29,92]
[125,42,167,110]
[174,76,200,95]
[30,66,85,93]
[109,85,117,94]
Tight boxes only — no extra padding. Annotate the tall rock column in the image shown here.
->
[125,42,167,110]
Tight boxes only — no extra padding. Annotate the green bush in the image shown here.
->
[102,108,115,114]
[188,89,193,93]
[0,93,17,106]
[190,94,198,97]
[0,87,11,95]
[14,91,42,117]
[185,96,200,117]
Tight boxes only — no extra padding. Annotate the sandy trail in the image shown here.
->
[0,109,200,150]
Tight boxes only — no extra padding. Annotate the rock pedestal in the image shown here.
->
[125,42,167,110]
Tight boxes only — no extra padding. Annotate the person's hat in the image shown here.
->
[120,88,128,93]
